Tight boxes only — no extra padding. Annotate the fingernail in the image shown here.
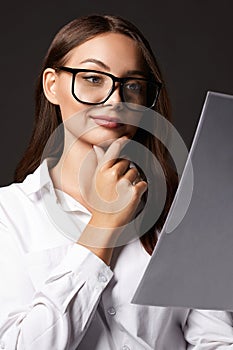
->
[120,154,130,159]
[121,136,129,141]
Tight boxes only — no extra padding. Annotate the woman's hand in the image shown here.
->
[80,136,147,228]
[77,137,147,262]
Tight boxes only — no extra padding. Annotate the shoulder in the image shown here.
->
[0,177,36,213]
[0,159,51,227]
[0,182,26,216]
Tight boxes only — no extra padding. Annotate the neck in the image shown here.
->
[49,131,96,210]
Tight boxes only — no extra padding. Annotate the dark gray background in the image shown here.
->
[1,0,232,186]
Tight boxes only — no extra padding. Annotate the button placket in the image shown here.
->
[107,306,116,316]
[98,273,107,283]
[121,345,130,350]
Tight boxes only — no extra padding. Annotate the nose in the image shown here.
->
[105,83,123,105]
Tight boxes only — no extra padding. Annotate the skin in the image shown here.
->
[43,33,148,265]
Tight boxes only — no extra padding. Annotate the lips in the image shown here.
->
[90,115,124,128]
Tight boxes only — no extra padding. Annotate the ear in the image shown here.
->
[43,68,59,105]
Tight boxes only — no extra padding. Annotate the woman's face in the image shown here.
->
[43,33,148,148]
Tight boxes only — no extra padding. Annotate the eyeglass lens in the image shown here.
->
[73,71,159,108]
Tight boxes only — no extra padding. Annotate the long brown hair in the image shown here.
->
[14,14,177,255]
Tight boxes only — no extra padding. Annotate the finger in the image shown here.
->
[123,167,141,184]
[134,180,148,196]
[100,136,130,169]
[93,145,105,163]
[111,158,131,177]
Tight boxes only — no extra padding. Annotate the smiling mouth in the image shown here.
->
[90,116,124,128]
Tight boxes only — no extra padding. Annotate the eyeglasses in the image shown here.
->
[55,66,162,111]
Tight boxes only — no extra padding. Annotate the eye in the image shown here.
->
[82,74,104,85]
[125,81,143,93]
[86,76,101,83]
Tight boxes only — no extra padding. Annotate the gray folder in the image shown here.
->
[132,91,233,311]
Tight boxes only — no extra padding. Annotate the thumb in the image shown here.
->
[93,145,105,163]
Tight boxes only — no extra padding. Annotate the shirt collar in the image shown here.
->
[20,157,56,197]
[19,157,91,215]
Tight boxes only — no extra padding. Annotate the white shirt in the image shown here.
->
[0,158,233,350]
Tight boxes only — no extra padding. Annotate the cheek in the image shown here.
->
[124,112,142,138]
[59,99,81,121]
[59,95,79,118]
[56,78,84,120]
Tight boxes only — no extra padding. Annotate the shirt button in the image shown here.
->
[122,346,130,350]
[98,273,107,283]
[0,340,5,349]
[107,306,116,316]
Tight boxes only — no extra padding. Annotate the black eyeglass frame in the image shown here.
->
[55,66,162,109]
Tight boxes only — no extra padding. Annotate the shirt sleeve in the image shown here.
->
[0,224,113,350]
[184,308,233,349]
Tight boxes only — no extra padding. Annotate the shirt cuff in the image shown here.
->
[38,243,113,313]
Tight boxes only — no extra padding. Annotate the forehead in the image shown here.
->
[65,33,146,73]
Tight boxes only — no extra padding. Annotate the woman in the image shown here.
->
[0,14,233,350]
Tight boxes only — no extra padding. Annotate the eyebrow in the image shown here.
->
[80,59,110,70]
[79,58,146,77]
